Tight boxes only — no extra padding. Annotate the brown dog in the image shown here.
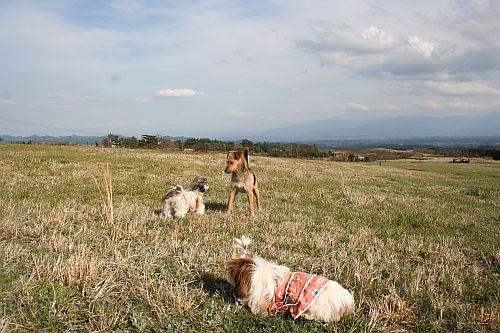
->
[224,148,260,216]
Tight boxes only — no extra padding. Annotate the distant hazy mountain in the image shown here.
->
[228,112,500,142]
[2,113,499,147]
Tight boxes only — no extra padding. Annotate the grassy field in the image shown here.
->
[0,144,498,332]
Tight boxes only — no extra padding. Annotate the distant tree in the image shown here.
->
[254,141,271,154]
[180,137,234,151]
[102,136,110,148]
[120,136,139,148]
[140,135,159,148]
[159,137,177,149]
[241,139,253,149]
[492,150,500,160]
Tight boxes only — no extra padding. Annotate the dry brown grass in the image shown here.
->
[0,144,498,332]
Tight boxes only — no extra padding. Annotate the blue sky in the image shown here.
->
[1,0,499,137]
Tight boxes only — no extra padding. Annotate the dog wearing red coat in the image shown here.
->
[226,236,355,322]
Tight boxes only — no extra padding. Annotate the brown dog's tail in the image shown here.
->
[244,148,249,165]
[163,185,183,200]
[243,148,256,185]
[232,235,253,258]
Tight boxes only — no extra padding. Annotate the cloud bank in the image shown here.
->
[0,0,499,136]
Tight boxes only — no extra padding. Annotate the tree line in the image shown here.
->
[101,134,336,159]
[101,134,500,161]
[422,147,500,160]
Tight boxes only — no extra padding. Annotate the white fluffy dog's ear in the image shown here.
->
[233,235,253,258]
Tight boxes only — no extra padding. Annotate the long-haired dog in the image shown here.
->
[224,148,260,216]
[162,176,208,218]
[226,236,355,322]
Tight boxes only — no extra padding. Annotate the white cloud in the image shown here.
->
[298,13,499,81]
[297,23,442,76]
[416,99,496,111]
[344,102,370,111]
[43,93,154,104]
[298,23,396,62]
[424,81,500,96]
[222,110,256,117]
[337,102,403,115]
[361,26,396,48]
[155,89,205,98]
[408,36,435,58]
[317,52,385,69]
[131,97,153,104]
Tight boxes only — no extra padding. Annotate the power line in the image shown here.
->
[0,116,105,136]
[0,126,42,135]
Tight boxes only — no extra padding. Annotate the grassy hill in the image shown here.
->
[0,144,498,332]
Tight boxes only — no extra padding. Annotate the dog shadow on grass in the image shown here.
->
[152,202,226,217]
[198,272,235,303]
[205,202,227,212]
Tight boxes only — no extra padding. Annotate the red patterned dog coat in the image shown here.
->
[270,272,330,319]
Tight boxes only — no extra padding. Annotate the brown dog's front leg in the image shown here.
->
[227,190,236,214]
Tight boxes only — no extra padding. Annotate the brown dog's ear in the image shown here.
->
[227,151,240,160]
[227,258,253,299]
[234,151,243,160]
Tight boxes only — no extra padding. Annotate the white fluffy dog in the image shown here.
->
[226,236,355,322]
[162,176,208,218]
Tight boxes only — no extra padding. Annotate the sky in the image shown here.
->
[1,0,499,137]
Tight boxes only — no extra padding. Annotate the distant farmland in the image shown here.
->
[0,144,498,332]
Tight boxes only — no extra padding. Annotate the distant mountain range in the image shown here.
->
[2,113,500,148]
[0,134,187,144]
[219,112,500,142]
